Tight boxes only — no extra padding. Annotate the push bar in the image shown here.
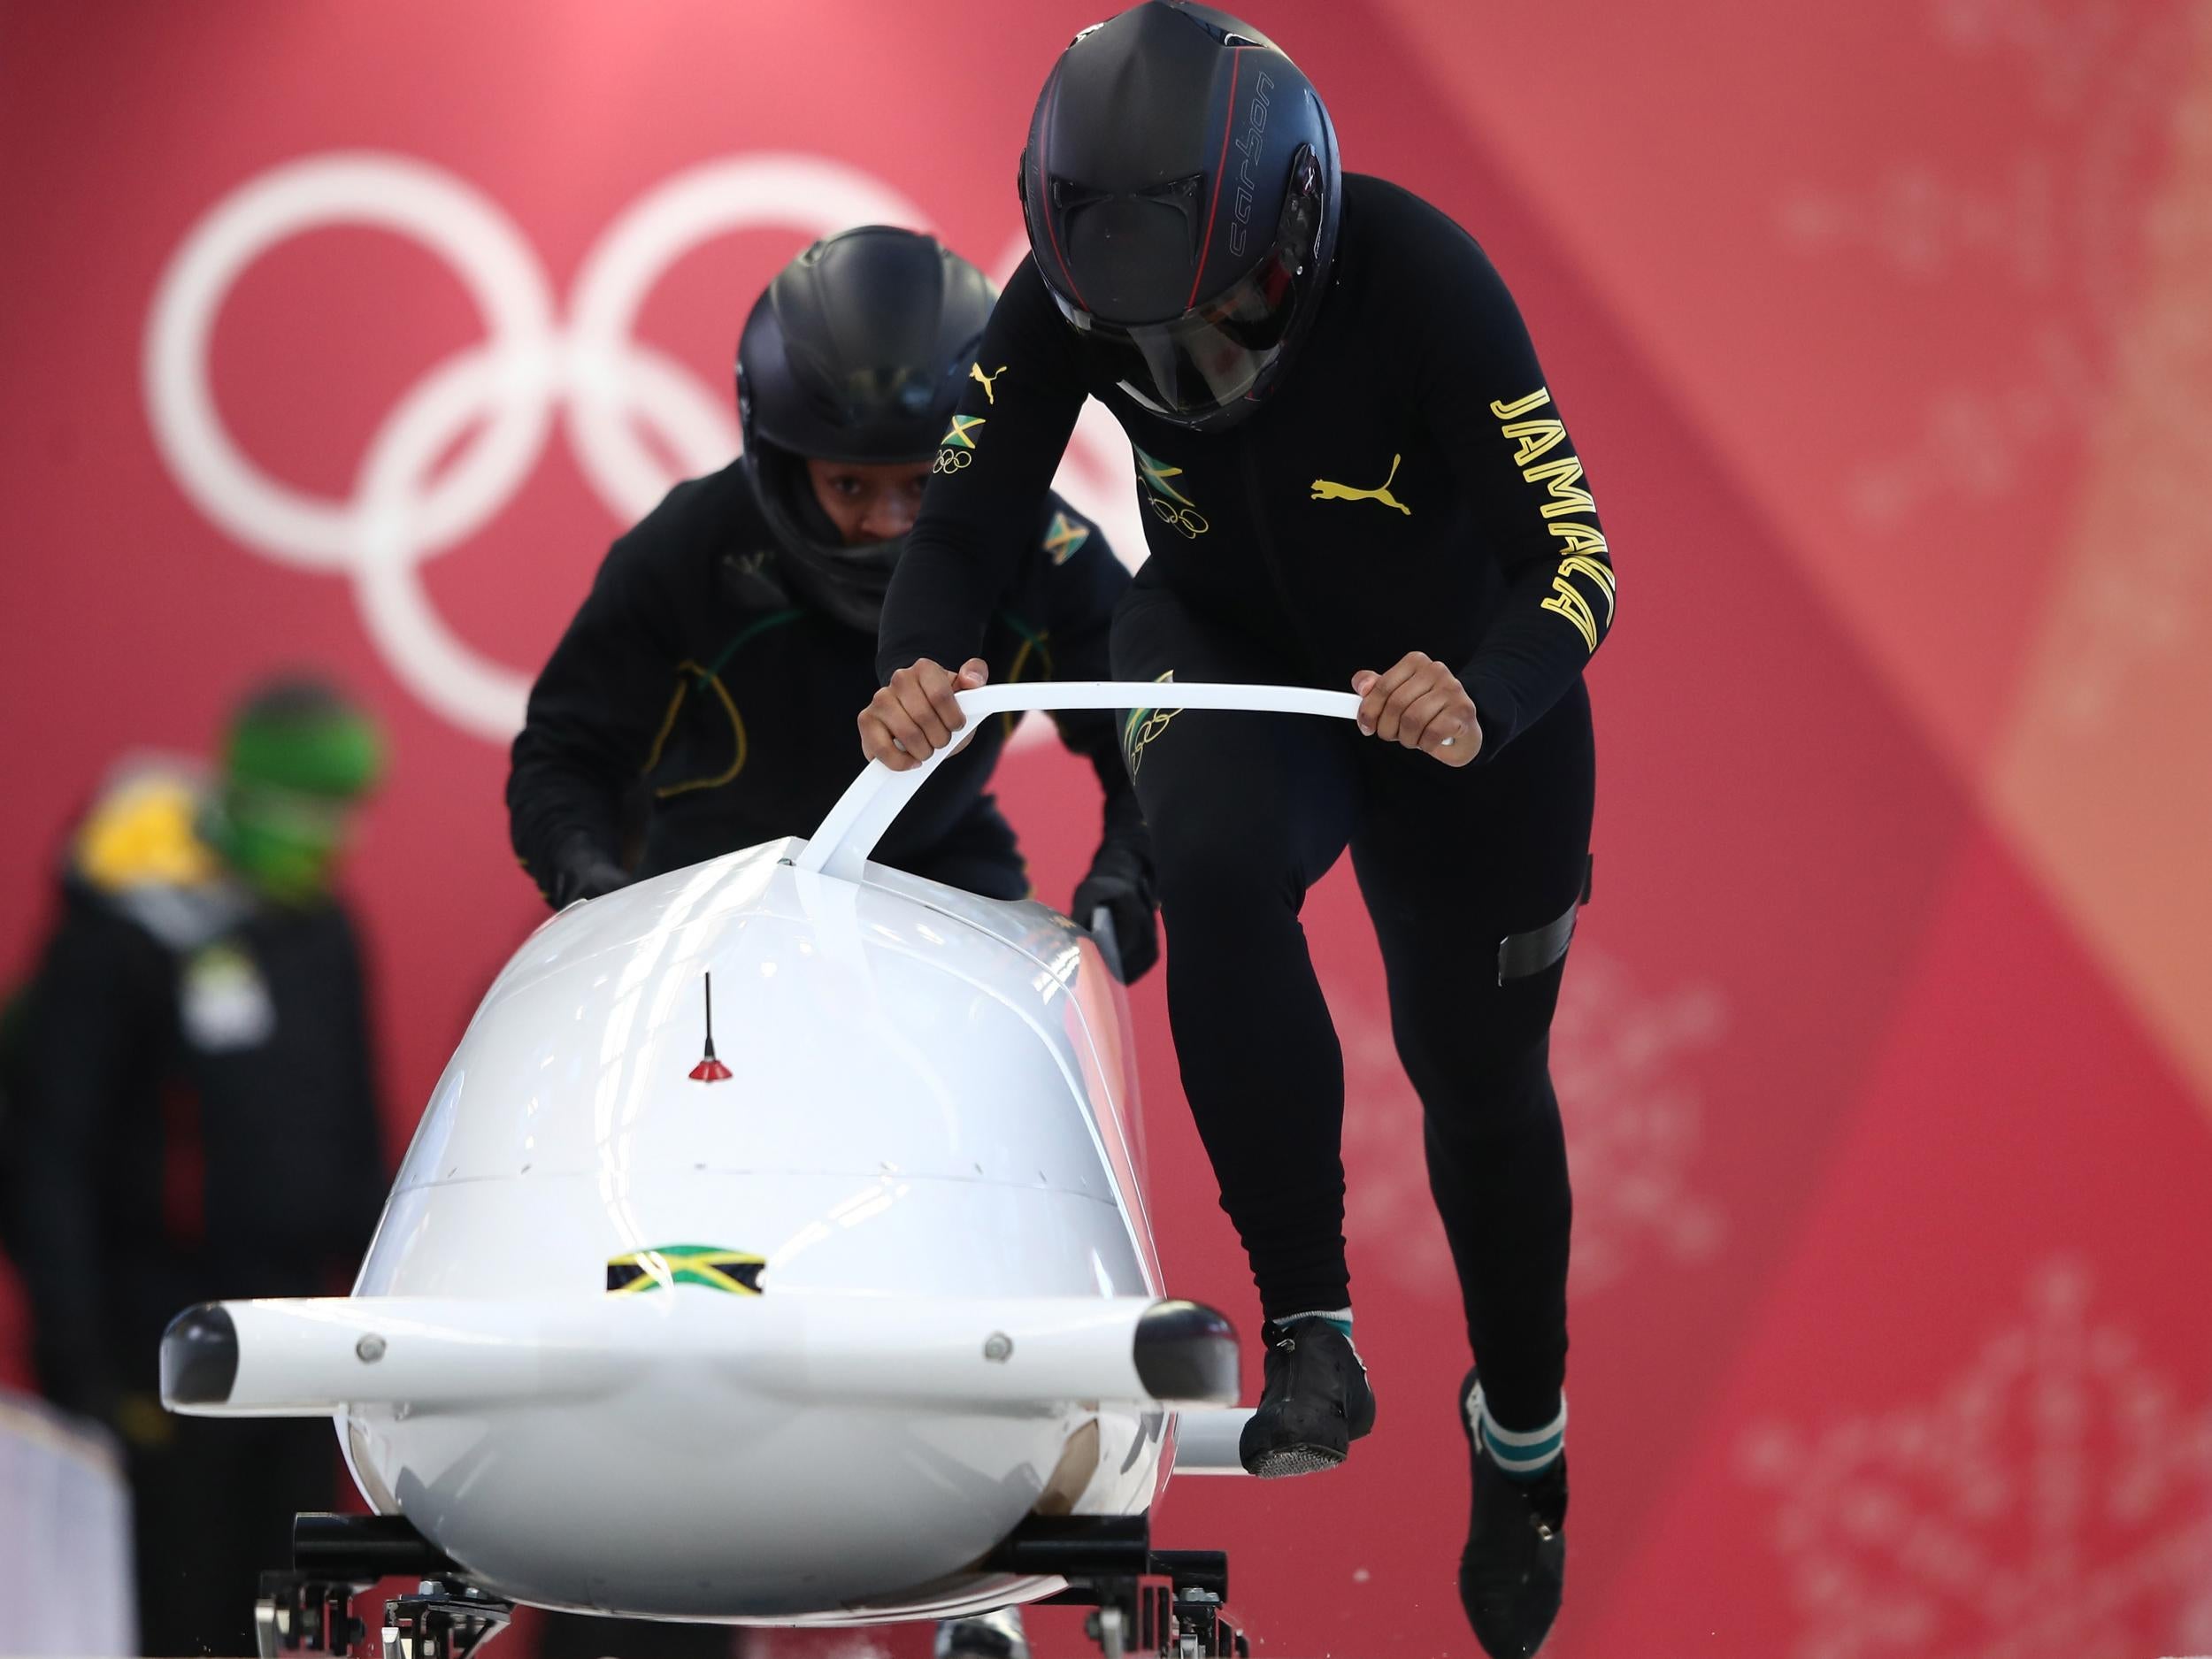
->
[799,680,1362,884]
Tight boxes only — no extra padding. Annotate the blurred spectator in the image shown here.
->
[0,677,390,1655]
[0,1390,135,1655]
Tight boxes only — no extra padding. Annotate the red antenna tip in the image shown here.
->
[691,973,729,1083]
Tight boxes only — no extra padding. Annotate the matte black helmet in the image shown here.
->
[1020,2,1340,432]
[734,227,996,629]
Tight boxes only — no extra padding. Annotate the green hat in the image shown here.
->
[224,679,384,800]
[215,679,385,902]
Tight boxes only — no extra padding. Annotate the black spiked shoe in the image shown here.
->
[1237,1318,1377,1478]
[1456,1368,1567,1657]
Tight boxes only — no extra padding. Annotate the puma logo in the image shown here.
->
[969,362,1008,404]
[1310,454,1411,515]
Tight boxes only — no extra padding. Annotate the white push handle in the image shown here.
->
[797,680,1362,884]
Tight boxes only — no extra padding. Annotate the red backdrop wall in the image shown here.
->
[4,4,2210,1655]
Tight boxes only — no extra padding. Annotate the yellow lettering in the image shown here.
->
[1540,578,1599,652]
[1502,419,1566,467]
[1489,387,1552,419]
[1555,554,1616,622]
[1522,457,1594,518]
[1547,520,1609,557]
[1497,407,1609,648]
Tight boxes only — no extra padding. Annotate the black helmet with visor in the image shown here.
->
[735,227,995,630]
[1019,2,1340,433]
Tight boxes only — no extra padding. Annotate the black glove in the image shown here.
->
[546,833,632,910]
[1072,838,1160,983]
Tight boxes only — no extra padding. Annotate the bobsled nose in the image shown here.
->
[161,1302,241,1406]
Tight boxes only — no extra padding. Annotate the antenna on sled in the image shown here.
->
[689,973,732,1083]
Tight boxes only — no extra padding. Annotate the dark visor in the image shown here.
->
[1050,149,1324,423]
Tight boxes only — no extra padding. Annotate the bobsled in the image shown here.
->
[160,681,1359,1658]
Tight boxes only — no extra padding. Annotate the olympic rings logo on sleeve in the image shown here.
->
[931,448,973,473]
[1146,496,1210,539]
[142,151,930,741]
[1132,444,1210,540]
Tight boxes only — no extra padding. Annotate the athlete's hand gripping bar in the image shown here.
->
[800,680,1362,885]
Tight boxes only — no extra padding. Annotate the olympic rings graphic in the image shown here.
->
[1147,496,1210,539]
[144,151,928,740]
[147,149,1154,743]
[931,448,974,474]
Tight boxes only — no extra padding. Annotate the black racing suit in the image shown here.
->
[879,174,1616,1433]
[509,457,1144,911]
[0,777,388,1655]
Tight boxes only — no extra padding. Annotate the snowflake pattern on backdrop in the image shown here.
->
[1778,1,2193,523]
[1777,0,2212,728]
[1740,1260,2212,1659]
[1339,944,1726,1299]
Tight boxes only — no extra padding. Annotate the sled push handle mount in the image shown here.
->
[799,680,1363,885]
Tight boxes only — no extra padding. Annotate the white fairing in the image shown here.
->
[344,841,1167,1621]
[168,686,1351,1625]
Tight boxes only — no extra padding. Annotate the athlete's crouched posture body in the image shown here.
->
[510,227,1156,975]
[861,8,1616,1654]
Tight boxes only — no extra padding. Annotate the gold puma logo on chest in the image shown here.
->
[969,362,1007,403]
[1311,453,1411,515]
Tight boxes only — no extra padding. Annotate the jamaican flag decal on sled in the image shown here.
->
[606,1244,766,1296]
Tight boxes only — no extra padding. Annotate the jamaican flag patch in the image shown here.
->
[606,1244,766,1296]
